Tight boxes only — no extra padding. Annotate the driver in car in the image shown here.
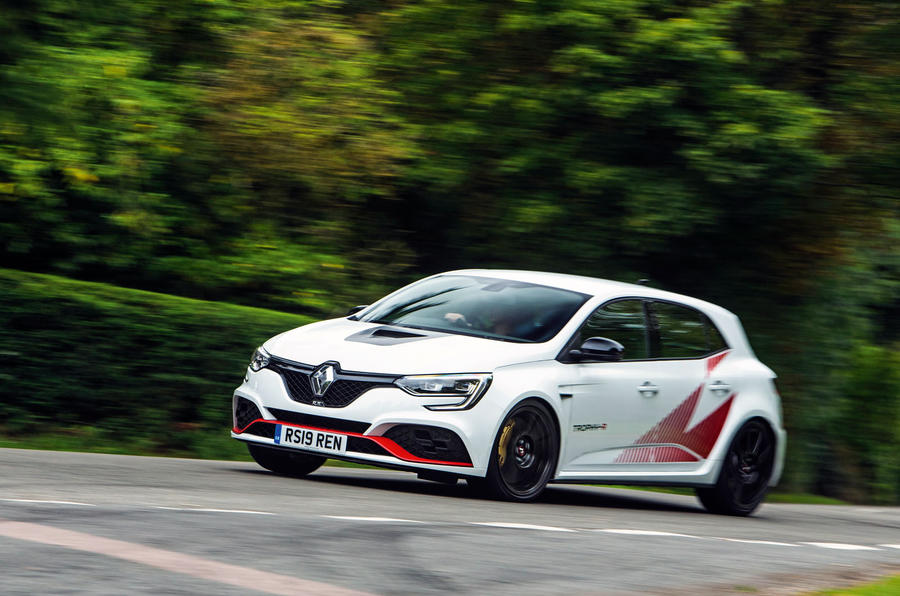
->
[444,306,526,337]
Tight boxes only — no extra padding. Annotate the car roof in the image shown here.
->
[442,269,754,355]
[447,269,710,304]
[446,268,639,294]
[443,269,740,327]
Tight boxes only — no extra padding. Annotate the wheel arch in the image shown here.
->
[730,414,778,456]
[744,414,776,436]
[709,412,782,487]
[493,394,564,476]
[743,414,782,487]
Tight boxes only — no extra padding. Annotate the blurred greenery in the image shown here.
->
[0,268,312,455]
[0,0,897,501]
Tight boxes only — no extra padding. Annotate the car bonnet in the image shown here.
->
[263,317,557,375]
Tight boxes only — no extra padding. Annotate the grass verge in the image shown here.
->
[810,574,900,595]
[0,427,252,461]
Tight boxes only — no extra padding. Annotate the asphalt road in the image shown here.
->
[0,448,897,595]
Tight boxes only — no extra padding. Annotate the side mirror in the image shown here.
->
[569,337,624,362]
[346,305,368,317]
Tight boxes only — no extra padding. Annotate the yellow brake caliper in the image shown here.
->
[497,420,516,466]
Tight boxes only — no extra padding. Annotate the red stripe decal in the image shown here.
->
[682,395,734,458]
[706,350,730,377]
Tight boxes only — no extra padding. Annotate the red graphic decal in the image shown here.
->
[706,350,730,377]
[616,376,736,463]
[681,394,734,457]
[616,446,698,463]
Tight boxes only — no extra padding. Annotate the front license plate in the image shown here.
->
[273,424,347,454]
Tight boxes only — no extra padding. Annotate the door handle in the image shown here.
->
[637,381,659,397]
[708,381,731,395]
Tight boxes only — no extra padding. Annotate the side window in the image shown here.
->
[651,302,726,358]
[578,300,648,360]
[705,314,728,353]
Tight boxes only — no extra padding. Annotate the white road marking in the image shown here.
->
[718,538,800,547]
[596,529,699,538]
[152,506,274,515]
[1,498,95,507]
[471,522,576,533]
[800,542,881,551]
[0,519,371,596]
[3,498,890,554]
[325,516,426,524]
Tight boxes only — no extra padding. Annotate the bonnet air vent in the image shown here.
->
[345,325,435,345]
[371,328,424,339]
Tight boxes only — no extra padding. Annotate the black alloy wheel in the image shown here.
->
[697,419,776,516]
[247,443,326,477]
[475,400,559,502]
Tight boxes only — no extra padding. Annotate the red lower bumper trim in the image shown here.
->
[234,419,473,468]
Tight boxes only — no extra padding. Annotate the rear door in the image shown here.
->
[612,300,733,464]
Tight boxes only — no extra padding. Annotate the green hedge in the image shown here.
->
[0,268,314,455]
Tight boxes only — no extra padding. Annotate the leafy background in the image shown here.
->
[0,0,897,502]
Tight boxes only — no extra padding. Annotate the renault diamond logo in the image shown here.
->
[310,364,336,397]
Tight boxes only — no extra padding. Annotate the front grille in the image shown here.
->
[323,380,373,405]
[267,408,370,434]
[266,358,394,408]
[235,397,262,429]
[383,424,472,464]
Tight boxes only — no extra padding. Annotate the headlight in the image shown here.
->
[395,373,491,410]
[249,347,270,372]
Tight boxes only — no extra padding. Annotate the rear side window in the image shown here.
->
[706,316,727,352]
[650,301,727,358]
[578,299,649,360]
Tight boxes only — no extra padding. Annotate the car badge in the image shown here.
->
[310,364,336,397]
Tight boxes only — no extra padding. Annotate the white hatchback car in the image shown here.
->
[233,270,786,515]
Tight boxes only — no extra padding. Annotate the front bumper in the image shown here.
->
[232,367,491,476]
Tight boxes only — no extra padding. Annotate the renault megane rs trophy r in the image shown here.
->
[232,270,785,515]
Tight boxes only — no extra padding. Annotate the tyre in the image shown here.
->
[247,443,326,477]
[478,400,559,502]
[697,419,775,516]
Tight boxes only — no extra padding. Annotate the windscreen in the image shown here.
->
[358,275,590,342]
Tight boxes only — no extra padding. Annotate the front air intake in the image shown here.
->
[383,424,472,464]
[234,396,262,430]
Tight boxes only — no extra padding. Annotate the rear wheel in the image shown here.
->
[697,419,775,516]
[247,443,326,477]
[477,400,559,502]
